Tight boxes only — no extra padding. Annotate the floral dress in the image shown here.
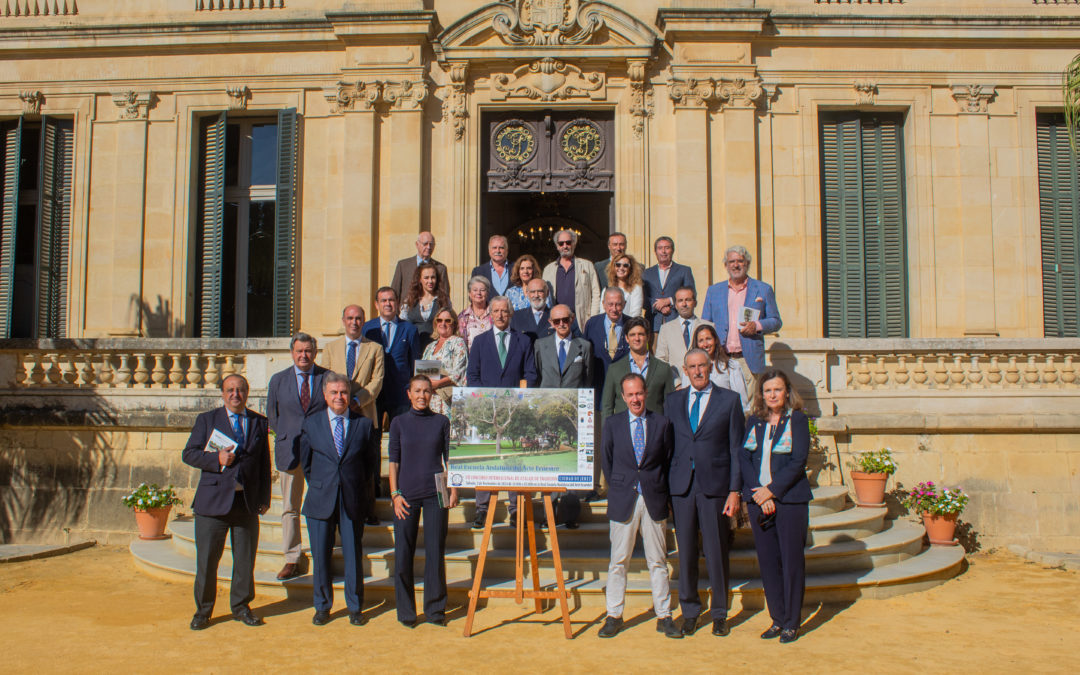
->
[457,306,493,349]
[422,336,468,414]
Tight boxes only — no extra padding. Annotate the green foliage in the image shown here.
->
[902,481,970,516]
[1065,53,1080,153]
[121,483,182,510]
[848,447,897,475]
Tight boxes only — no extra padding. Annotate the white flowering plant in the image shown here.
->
[902,481,970,516]
[121,483,182,511]
[848,447,897,475]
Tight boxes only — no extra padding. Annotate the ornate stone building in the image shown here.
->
[1,2,1078,550]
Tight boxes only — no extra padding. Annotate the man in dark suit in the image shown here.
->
[597,373,680,639]
[469,234,512,297]
[510,278,553,342]
[364,287,423,428]
[265,332,328,580]
[583,286,631,394]
[643,236,696,333]
[182,374,271,631]
[663,348,746,637]
[466,295,537,528]
[390,232,450,304]
[600,316,676,421]
[298,372,380,626]
[594,231,626,290]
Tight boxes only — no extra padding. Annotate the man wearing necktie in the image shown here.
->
[266,333,329,580]
[298,372,380,627]
[598,373,679,639]
[663,349,745,637]
[465,296,538,528]
[654,287,713,384]
[181,374,271,631]
[319,304,384,424]
[364,288,422,430]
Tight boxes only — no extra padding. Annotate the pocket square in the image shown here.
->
[573,356,584,362]
[754,296,764,303]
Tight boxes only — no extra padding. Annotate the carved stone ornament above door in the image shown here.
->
[492,0,604,46]
[491,58,606,102]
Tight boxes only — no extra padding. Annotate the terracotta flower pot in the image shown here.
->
[850,471,889,507]
[922,511,959,546]
[133,506,172,540]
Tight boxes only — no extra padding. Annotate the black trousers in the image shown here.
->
[193,491,259,618]
[672,477,732,621]
[474,489,518,517]
[748,500,808,630]
[393,495,449,622]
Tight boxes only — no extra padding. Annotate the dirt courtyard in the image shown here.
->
[1,546,1075,673]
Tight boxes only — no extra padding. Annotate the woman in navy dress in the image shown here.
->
[388,375,459,627]
[738,368,813,643]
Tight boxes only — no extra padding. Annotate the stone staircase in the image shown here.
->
[131,451,964,610]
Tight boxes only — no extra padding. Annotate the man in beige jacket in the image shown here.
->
[543,228,602,333]
[320,305,384,425]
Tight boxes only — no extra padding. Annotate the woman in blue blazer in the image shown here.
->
[738,368,812,644]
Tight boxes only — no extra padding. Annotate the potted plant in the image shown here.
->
[122,483,182,540]
[847,447,896,507]
[902,481,969,546]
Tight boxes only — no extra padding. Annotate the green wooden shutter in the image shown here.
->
[821,113,908,338]
[0,118,22,338]
[861,116,908,338]
[1036,114,1080,338]
[273,108,298,337]
[199,112,227,338]
[36,117,74,338]
[821,114,866,337]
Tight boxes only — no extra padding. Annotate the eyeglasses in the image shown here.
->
[614,262,630,269]
[434,318,454,324]
[550,317,572,325]
[557,240,573,246]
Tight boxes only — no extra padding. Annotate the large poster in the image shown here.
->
[447,387,594,490]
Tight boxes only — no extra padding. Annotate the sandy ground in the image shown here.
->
[1,546,1076,674]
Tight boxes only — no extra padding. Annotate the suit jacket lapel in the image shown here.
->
[692,385,722,438]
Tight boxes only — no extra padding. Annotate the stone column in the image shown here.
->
[714,78,765,278]
[667,78,715,284]
[379,80,428,295]
[84,91,153,336]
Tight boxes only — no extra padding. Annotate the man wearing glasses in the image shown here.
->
[542,229,601,333]
[700,245,783,390]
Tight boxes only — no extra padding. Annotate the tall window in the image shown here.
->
[0,117,73,338]
[194,110,298,338]
[820,112,908,338]
[1036,113,1080,338]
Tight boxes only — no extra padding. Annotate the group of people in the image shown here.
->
[181,228,809,642]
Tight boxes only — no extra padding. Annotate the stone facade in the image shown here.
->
[1,2,1079,548]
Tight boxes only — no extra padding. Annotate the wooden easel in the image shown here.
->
[462,487,573,639]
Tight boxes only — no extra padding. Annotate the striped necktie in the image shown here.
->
[333,416,345,458]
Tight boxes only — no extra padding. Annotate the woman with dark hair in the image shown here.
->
[420,307,467,415]
[679,323,749,411]
[738,368,812,644]
[400,262,452,344]
[606,252,644,318]
[388,375,459,627]
[505,254,552,311]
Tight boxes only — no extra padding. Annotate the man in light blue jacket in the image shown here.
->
[700,245,782,388]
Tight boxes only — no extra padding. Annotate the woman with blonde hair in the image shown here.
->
[606,252,644,318]
[420,307,467,415]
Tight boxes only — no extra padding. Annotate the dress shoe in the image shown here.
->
[428,616,447,627]
[400,618,418,629]
[276,562,301,580]
[679,616,697,636]
[349,612,367,626]
[312,610,332,626]
[597,615,623,638]
[760,624,783,640]
[712,618,730,636]
[565,520,580,530]
[657,616,683,639]
[779,628,799,644]
[472,512,487,529]
[584,490,602,503]
[232,608,263,626]
[365,514,379,526]
[189,615,210,631]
